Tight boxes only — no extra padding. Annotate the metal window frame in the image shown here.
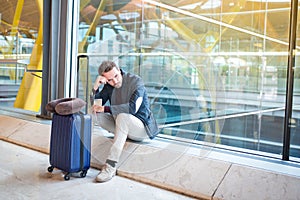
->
[40,0,78,117]
[283,0,298,161]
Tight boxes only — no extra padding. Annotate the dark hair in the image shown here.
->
[98,61,119,75]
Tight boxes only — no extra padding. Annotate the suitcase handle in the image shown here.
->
[77,55,90,114]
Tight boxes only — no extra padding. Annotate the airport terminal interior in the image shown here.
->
[1,0,300,199]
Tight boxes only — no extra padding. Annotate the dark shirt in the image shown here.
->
[94,70,159,139]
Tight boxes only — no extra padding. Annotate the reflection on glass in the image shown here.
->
[0,0,41,112]
[77,0,299,159]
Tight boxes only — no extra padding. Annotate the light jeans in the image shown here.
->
[95,112,148,162]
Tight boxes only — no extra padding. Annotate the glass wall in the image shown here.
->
[0,0,43,112]
[76,0,300,160]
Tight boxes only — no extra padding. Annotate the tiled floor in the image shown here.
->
[0,140,195,200]
[1,110,300,200]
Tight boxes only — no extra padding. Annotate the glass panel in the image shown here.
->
[0,0,42,112]
[77,0,291,158]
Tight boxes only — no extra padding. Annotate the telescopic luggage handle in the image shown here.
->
[77,55,90,114]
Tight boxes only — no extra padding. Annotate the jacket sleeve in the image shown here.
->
[94,84,113,105]
[129,86,145,114]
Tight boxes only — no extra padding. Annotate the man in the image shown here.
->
[92,60,159,182]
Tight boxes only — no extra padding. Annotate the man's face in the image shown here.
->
[102,67,123,88]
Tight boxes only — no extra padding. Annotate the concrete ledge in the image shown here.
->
[118,144,231,199]
[0,115,50,154]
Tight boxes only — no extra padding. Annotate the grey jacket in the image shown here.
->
[94,70,159,139]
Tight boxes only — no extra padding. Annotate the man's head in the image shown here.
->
[98,61,122,88]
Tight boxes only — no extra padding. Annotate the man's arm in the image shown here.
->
[110,85,145,115]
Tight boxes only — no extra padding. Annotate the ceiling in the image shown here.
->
[0,0,293,43]
[0,0,40,37]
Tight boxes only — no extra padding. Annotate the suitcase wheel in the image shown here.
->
[48,166,54,173]
[80,170,87,178]
[64,173,70,181]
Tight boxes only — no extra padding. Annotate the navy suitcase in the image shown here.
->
[47,113,92,180]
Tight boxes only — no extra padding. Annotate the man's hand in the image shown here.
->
[92,105,104,113]
[93,75,108,90]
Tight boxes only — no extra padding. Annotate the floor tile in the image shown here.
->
[0,115,28,138]
[7,120,51,153]
[213,164,300,200]
[118,144,231,199]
